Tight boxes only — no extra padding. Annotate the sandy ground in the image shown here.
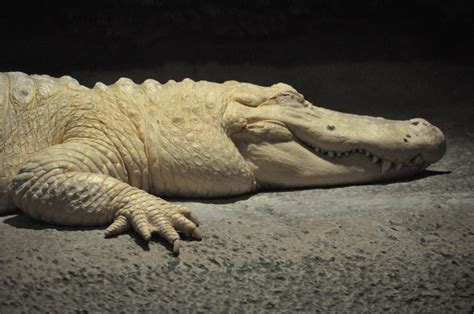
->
[1,63,473,312]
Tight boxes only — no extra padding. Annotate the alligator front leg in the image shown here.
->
[10,142,201,253]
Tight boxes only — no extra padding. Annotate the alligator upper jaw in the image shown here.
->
[286,110,447,177]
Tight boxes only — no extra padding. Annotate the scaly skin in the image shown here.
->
[0,72,446,253]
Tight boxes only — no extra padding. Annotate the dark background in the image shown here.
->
[1,0,473,74]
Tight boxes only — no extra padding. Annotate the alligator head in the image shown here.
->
[223,82,446,188]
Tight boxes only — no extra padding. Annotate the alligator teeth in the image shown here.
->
[414,155,423,165]
[308,146,417,171]
[381,160,392,174]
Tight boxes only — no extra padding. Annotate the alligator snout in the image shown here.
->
[408,118,446,164]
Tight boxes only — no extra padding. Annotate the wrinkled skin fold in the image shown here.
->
[0,73,446,254]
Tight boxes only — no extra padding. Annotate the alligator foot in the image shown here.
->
[105,203,202,254]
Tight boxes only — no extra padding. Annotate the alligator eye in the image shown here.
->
[278,91,304,104]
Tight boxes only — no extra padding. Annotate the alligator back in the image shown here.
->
[0,72,86,211]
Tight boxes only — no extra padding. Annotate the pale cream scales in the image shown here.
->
[0,72,446,253]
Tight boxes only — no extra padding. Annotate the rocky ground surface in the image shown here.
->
[0,63,473,312]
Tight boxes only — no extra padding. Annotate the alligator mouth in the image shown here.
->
[263,118,430,175]
[301,141,427,175]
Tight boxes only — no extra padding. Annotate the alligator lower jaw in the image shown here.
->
[304,142,426,175]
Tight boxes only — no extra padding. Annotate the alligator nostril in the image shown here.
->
[410,118,431,127]
[327,125,335,131]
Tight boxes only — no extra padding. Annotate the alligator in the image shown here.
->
[0,72,446,253]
